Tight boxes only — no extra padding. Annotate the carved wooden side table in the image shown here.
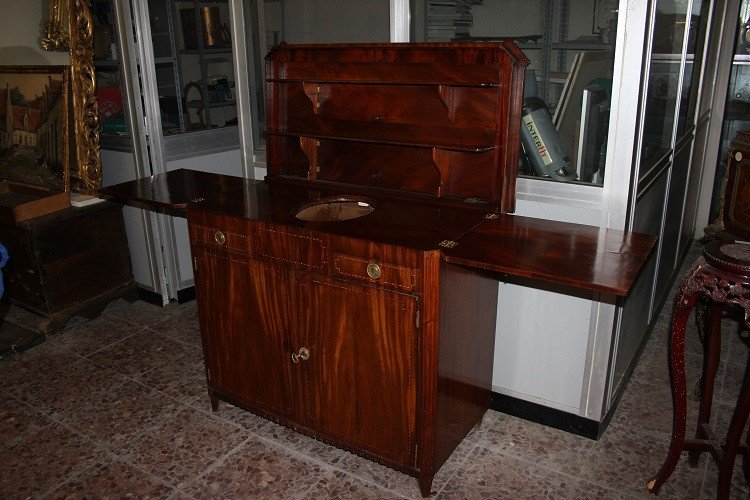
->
[647,241,750,498]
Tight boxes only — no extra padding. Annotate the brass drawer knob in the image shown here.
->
[291,347,310,363]
[366,263,381,279]
[214,231,226,245]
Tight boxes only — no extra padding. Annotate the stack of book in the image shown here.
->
[426,0,484,42]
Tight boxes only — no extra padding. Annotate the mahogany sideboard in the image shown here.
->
[102,43,657,497]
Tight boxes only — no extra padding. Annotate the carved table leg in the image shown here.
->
[717,357,750,498]
[647,280,700,495]
[691,299,709,402]
[689,304,723,467]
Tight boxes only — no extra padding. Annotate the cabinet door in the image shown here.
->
[195,248,293,418]
[299,277,418,464]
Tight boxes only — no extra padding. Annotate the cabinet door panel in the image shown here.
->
[299,278,417,464]
[196,248,293,417]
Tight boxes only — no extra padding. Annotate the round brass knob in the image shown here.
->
[214,231,226,245]
[366,263,381,279]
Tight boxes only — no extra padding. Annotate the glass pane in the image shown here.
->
[244,0,391,149]
[709,0,750,222]
[93,0,128,138]
[639,0,689,175]
[144,0,238,136]
[412,0,618,186]
[676,0,711,138]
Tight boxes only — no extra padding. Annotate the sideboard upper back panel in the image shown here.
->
[265,42,529,213]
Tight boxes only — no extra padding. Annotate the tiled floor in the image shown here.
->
[1,243,748,499]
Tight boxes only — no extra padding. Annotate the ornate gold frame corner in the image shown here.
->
[41,0,70,52]
[67,0,102,195]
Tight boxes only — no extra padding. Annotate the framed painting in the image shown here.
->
[0,65,72,191]
[0,65,72,222]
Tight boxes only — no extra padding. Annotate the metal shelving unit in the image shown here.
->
[536,0,615,105]
[93,0,238,142]
[171,0,236,131]
[92,0,132,144]
[444,0,616,108]
[164,0,186,132]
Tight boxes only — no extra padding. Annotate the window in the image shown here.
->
[412,0,620,186]
[638,0,690,175]
[243,0,391,149]
[94,0,240,138]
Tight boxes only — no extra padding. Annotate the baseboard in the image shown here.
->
[137,287,163,306]
[177,286,196,304]
[490,392,601,440]
[137,286,196,306]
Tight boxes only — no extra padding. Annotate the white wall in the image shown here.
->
[0,0,70,65]
[101,148,158,291]
[492,197,602,412]
[471,0,609,40]
[280,0,390,43]
[471,0,545,38]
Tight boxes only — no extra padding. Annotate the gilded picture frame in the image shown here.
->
[67,0,101,195]
[41,0,102,195]
[41,0,70,52]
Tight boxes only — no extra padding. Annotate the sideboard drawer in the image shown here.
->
[192,225,251,255]
[332,253,416,291]
[255,226,327,271]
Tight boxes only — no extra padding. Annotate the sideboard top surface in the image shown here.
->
[194,175,490,252]
[442,215,657,296]
[100,169,243,211]
[101,169,656,296]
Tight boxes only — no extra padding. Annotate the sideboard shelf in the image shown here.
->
[266,124,497,153]
[270,63,504,87]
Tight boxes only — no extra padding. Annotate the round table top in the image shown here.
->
[704,240,750,276]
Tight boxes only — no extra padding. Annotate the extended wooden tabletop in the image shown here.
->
[444,214,657,297]
[101,169,656,297]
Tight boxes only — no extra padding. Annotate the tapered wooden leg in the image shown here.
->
[647,285,699,495]
[691,299,709,402]
[418,475,433,498]
[210,392,220,412]
[741,326,750,484]
[717,361,750,498]
[689,304,722,467]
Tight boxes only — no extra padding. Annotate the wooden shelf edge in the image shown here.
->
[440,253,630,296]
[267,78,500,88]
[266,130,496,153]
